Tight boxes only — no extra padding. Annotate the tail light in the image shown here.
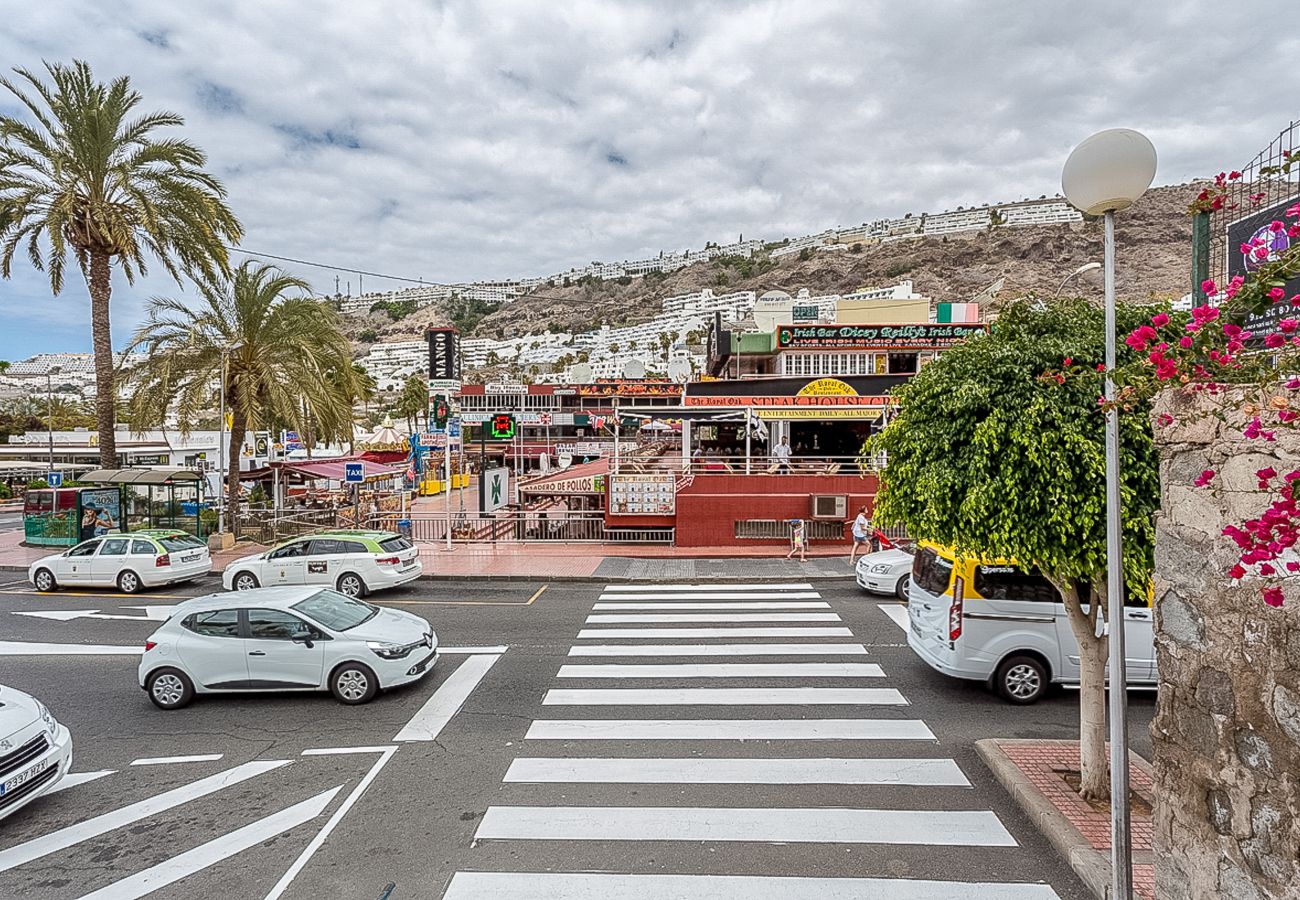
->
[376,556,400,565]
[156,554,171,567]
[948,577,964,641]
[144,640,157,652]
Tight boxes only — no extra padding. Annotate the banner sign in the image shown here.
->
[1229,193,1300,341]
[486,382,527,394]
[756,408,885,420]
[577,381,682,397]
[521,473,607,495]
[557,441,616,456]
[609,474,676,516]
[684,394,891,408]
[776,323,986,350]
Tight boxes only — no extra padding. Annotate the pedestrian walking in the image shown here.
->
[786,517,807,562]
[849,505,873,566]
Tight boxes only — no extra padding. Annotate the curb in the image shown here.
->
[976,738,1154,900]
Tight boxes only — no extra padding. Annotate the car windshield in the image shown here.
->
[291,589,379,631]
[160,534,206,552]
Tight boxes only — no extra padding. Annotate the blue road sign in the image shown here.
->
[344,462,366,484]
[47,471,63,488]
[448,421,462,439]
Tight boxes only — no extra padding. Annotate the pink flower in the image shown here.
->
[1260,563,1276,576]
[1229,564,1246,579]
[1151,313,1169,327]
[1288,561,1300,573]
[1223,323,1243,339]
[1192,305,1220,325]
[1194,469,1215,487]
[1201,279,1217,295]
[1266,333,1286,348]
[1062,357,1072,367]
[1229,171,1242,180]
[1263,586,1285,608]
[1287,201,1300,218]
[1156,413,1174,426]
[1096,363,1105,372]
[1270,220,1286,233]
[1179,336,1193,349]
[1258,466,1278,480]
[1282,319,1299,334]
[1270,287,1286,303]
[1285,377,1300,390]
[1279,410,1297,423]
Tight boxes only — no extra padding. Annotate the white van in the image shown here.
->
[905,542,1157,703]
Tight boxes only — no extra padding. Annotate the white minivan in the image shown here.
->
[905,542,1157,703]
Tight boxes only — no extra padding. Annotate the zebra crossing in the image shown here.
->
[444,581,1063,899]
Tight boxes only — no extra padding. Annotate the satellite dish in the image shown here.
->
[666,359,690,383]
[571,363,594,384]
[753,290,793,331]
[622,359,646,379]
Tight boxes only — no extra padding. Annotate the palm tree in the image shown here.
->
[0,60,243,468]
[122,262,354,535]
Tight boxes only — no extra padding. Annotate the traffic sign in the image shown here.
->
[344,462,366,484]
[448,421,462,438]
[47,471,63,488]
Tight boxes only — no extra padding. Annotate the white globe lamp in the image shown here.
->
[1061,128,1157,215]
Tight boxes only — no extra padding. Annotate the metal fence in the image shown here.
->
[370,511,674,545]
[616,453,879,476]
[235,508,339,545]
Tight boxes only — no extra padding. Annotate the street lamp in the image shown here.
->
[45,365,62,477]
[216,343,243,535]
[1062,127,1157,900]
[1053,261,1103,299]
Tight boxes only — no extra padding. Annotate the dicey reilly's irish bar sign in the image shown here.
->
[776,323,986,351]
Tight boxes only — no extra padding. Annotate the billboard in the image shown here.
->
[775,323,986,350]
[78,487,122,541]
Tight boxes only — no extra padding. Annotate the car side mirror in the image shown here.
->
[292,634,315,649]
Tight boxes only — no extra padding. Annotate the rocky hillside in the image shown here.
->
[343,181,1200,349]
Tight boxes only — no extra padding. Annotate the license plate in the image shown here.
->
[0,758,53,796]
[181,553,201,562]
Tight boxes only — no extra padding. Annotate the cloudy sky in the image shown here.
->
[0,0,1294,361]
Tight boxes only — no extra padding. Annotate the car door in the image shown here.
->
[130,538,160,575]
[302,538,342,586]
[176,609,249,689]
[1053,586,1155,684]
[90,537,131,586]
[59,539,101,585]
[264,540,310,586]
[966,564,1062,677]
[243,607,328,688]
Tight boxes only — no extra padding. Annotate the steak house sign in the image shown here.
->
[776,323,986,350]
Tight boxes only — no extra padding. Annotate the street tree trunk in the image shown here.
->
[226,407,247,538]
[1058,579,1111,802]
[87,252,117,469]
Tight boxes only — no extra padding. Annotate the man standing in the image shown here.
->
[771,436,792,474]
[849,504,873,566]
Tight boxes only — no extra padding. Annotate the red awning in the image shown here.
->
[240,458,405,483]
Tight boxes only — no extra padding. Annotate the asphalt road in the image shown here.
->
[0,575,1155,899]
[0,509,22,532]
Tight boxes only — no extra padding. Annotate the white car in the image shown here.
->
[0,685,72,821]
[855,547,915,599]
[221,530,422,598]
[139,586,439,709]
[29,530,211,594]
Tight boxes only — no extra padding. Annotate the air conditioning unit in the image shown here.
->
[810,494,847,520]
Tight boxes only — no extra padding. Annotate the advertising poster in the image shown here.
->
[78,488,122,541]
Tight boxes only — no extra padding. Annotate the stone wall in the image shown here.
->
[1151,388,1300,899]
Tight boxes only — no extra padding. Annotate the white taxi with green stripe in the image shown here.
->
[221,530,422,597]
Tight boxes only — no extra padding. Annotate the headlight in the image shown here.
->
[367,641,411,660]
[35,699,58,732]
[869,564,891,574]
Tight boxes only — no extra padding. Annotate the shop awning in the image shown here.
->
[81,467,203,485]
[519,458,610,495]
[241,458,405,483]
[618,406,755,423]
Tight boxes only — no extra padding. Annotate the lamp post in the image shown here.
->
[45,365,62,476]
[1062,127,1158,900]
[217,347,228,535]
[1053,261,1103,299]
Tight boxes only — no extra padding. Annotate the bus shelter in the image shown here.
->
[81,468,209,538]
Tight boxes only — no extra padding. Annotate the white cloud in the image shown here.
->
[0,0,1295,360]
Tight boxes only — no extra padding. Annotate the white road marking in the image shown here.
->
[441,645,510,654]
[130,754,224,766]
[0,640,140,656]
[443,872,1062,899]
[597,592,823,601]
[556,663,884,679]
[476,806,1016,846]
[504,757,970,786]
[586,613,842,624]
[569,643,869,657]
[12,605,175,623]
[301,745,397,756]
[602,583,815,591]
[0,759,291,872]
[524,719,936,741]
[578,627,854,639]
[124,605,177,620]
[47,770,116,795]
[263,747,397,900]
[543,688,907,706]
[393,654,500,742]
[592,601,831,610]
[879,603,911,630]
[77,786,342,900]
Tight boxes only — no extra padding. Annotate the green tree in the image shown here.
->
[0,60,243,468]
[865,298,1159,801]
[123,262,354,535]
[395,373,427,433]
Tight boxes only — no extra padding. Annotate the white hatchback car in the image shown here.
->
[855,547,915,599]
[0,685,72,822]
[29,530,211,594]
[139,586,438,709]
[221,530,421,597]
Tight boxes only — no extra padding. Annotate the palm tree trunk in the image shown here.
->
[227,408,248,537]
[88,252,117,469]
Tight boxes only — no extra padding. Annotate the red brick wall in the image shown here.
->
[672,473,879,547]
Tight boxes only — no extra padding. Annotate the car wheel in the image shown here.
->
[233,571,259,591]
[147,668,195,710]
[33,568,57,592]
[336,572,367,598]
[895,573,911,601]
[117,570,142,594]
[996,655,1048,704]
[330,662,378,705]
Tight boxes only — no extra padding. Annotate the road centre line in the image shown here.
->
[475,805,1016,846]
[443,872,1061,899]
[78,786,342,900]
[543,687,907,706]
[577,627,854,639]
[263,747,397,900]
[503,757,970,786]
[586,613,842,624]
[524,718,936,741]
[393,654,500,742]
[130,754,223,766]
[568,643,869,657]
[598,592,823,601]
[556,663,884,679]
[602,583,815,591]
[592,601,831,610]
[0,759,291,872]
